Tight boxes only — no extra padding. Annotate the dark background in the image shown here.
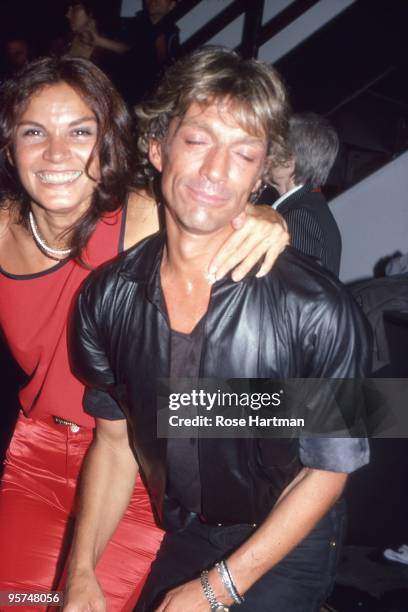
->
[1,0,408,192]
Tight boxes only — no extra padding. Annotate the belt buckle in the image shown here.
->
[53,416,80,433]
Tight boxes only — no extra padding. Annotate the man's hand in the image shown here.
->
[154,576,230,612]
[209,204,289,282]
[63,567,105,612]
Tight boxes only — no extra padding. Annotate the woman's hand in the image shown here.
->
[209,204,289,282]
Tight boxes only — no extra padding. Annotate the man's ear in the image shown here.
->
[148,139,163,173]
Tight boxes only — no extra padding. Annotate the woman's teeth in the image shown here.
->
[37,171,82,184]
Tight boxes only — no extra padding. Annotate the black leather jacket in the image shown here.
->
[71,233,371,528]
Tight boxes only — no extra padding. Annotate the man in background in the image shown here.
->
[263,112,342,276]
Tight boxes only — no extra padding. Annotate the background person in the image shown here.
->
[0,55,287,611]
[65,0,130,94]
[65,1,129,59]
[263,112,342,276]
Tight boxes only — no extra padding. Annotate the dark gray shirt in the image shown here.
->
[166,320,205,513]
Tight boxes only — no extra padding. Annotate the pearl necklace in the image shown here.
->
[28,211,72,259]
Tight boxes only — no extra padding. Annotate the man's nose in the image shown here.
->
[200,146,229,183]
[43,136,72,163]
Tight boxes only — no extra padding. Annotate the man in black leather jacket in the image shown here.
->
[65,48,371,612]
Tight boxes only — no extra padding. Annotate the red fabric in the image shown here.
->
[0,209,164,609]
[0,414,163,612]
[0,210,123,427]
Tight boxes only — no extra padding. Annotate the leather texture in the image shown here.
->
[70,233,372,528]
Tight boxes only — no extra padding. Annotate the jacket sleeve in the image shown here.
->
[299,284,372,473]
[308,284,372,379]
[69,276,125,420]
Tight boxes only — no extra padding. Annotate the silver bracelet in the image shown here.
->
[200,570,230,611]
[215,560,245,605]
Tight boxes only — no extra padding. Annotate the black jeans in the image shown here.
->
[135,499,347,612]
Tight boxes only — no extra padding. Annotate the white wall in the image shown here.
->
[330,152,408,283]
[258,0,355,64]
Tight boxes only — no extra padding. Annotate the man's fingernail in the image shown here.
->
[208,265,217,275]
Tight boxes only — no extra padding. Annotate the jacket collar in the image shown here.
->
[119,232,164,280]
[276,183,319,214]
[272,183,304,210]
[118,232,165,305]
[118,229,260,305]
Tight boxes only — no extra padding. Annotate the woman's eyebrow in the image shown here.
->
[69,116,97,126]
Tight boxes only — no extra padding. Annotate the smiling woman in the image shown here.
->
[0,57,136,264]
[0,57,165,612]
[14,83,99,236]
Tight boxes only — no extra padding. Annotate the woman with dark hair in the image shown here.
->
[65,2,129,62]
[0,56,287,610]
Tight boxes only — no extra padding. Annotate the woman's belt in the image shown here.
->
[53,415,81,433]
